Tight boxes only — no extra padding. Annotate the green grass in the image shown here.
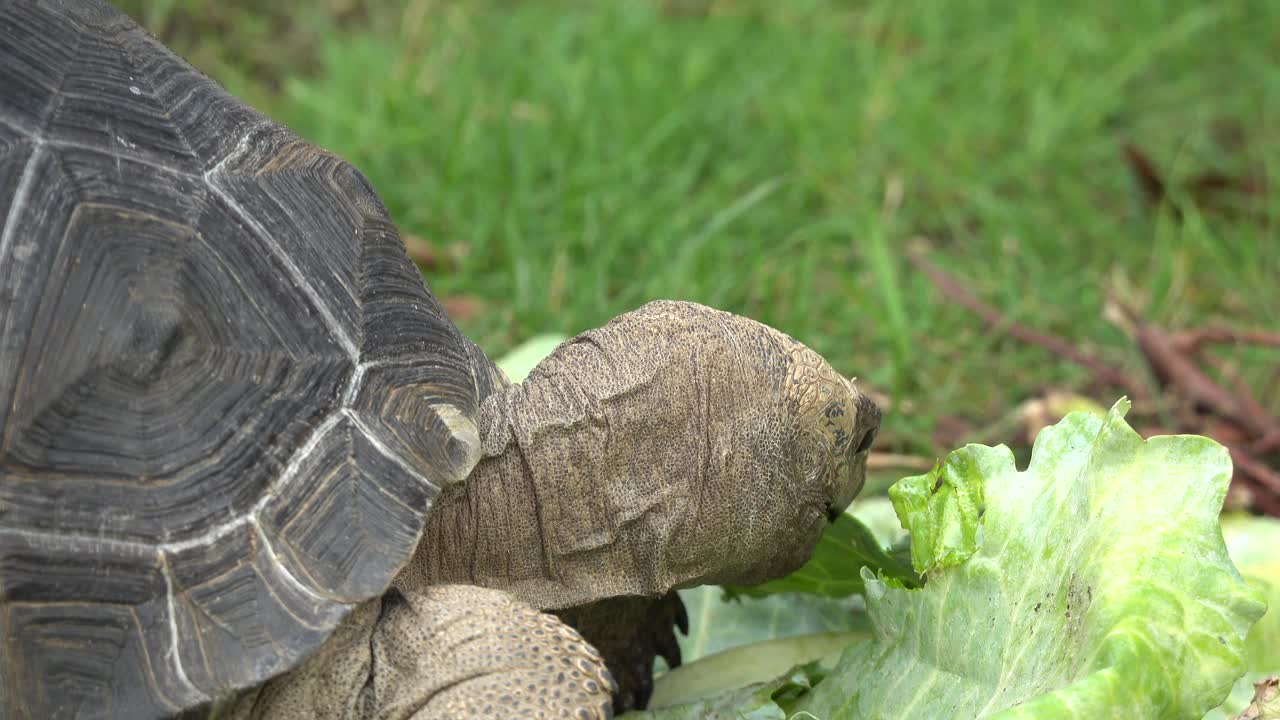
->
[120,0,1279,455]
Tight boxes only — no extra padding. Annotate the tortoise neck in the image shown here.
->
[394,302,838,611]
[402,366,672,611]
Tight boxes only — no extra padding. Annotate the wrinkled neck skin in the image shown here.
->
[397,301,870,612]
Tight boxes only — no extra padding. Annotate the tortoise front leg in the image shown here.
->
[227,585,615,720]
[553,593,688,713]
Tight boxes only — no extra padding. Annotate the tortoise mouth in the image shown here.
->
[825,502,843,524]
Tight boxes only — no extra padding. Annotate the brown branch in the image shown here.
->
[1232,447,1280,495]
[1246,486,1280,518]
[1196,352,1278,442]
[908,248,1150,403]
[867,453,937,472]
[1252,428,1280,455]
[1172,327,1280,353]
[1118,304,1280,440]
[1229,447,1280,517]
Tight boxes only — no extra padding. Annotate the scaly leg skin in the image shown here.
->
[226,585,615,720]
[554,593,688,713]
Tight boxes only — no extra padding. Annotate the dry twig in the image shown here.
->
[909,241,1280,516]
[908,247,1150,403]
[1172,327,1280,352]
[1112,301,1280,440]
[867,453,937,472]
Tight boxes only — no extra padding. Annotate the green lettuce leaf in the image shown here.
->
[636,401,1265,719]
[792,400,1266,719]
[648,632,862,711]
[1220,514,1280,672]
[647,499,909,711]
[494,334,567,382]
[666,497,913,668]
[675,587,867,664]
[888,451,987,574]
[1205,515,1280,719]
[634,662,826,720]
[727,508,919,599]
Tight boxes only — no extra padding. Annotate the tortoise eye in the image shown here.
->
[854,427,877,455]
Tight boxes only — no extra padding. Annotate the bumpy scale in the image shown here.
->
[230,586,614,720]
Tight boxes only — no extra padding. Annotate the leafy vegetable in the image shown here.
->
[1206,515,1280,718]
[728,509,919,599]
[494,334,567,382]
[635,401,1266,719]
[675,587,866,665]
[650,499,909,709]
[888,451,987,574]
[640,662,826,720]
[1221,515,1280,672]
[650,633,862,710]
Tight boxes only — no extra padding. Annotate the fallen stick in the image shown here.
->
[1172,327,1280,352]
[1196,352,1277,442]
[1114,301,1280,440]
[1252,428,1280,454]
[908,247,1150,404]
[867,453,937,472]
[1229,448,1280,517]
[909,243,1280,516]
[1230,447,1280,495]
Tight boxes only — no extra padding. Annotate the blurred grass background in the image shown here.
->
[118,0,1278,458]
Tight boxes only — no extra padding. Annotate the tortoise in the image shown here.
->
[0,2,882,718]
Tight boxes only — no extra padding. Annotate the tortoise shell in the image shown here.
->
[0,2,481,717]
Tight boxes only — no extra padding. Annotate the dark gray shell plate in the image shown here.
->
[0,2,481,717]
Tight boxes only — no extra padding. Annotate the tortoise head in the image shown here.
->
[630,303,883,589]
[651,308,883,589]
[774,338,879,517]
[783,346,880,523]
